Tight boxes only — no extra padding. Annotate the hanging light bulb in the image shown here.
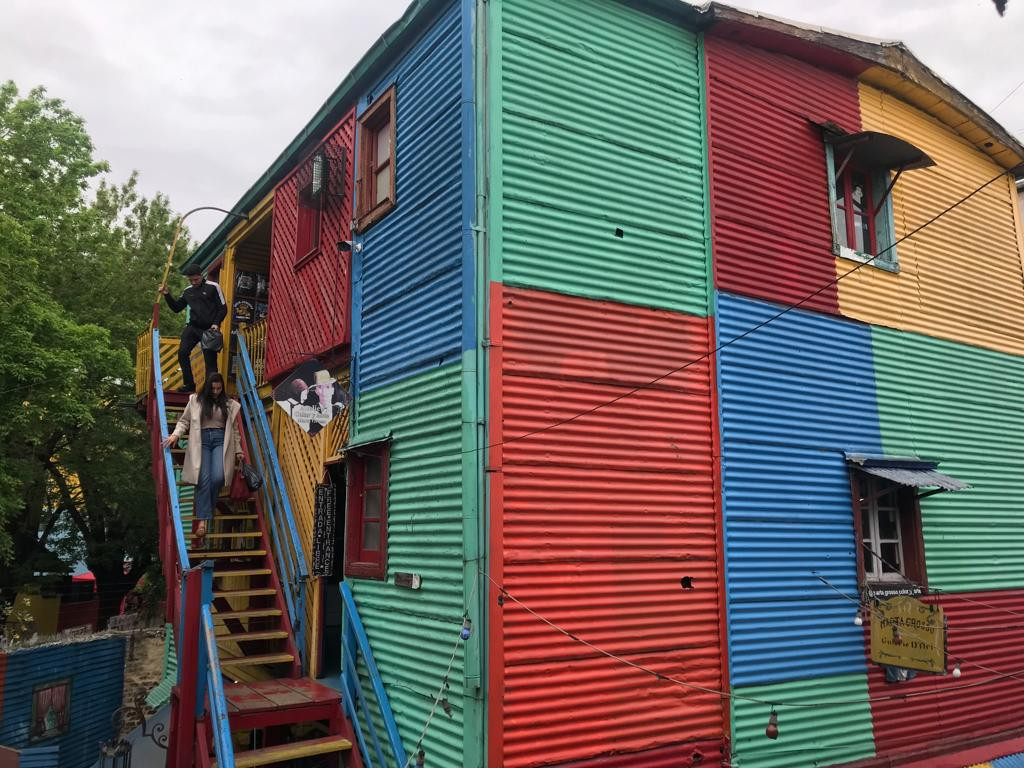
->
[952,663,962,679]
[765,709,779,740]
[854,612,863,627]
[461,618,473,641]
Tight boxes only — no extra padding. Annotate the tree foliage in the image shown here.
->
[0,81,190,626]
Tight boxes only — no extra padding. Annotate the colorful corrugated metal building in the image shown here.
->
[173,0,1024,765]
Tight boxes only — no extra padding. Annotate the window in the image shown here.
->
[296,151,327,263]
[355,86,397,232]
[827,146,898,270]
[30,679,70,742]
[345,441,390,579]
[852,473,926,586]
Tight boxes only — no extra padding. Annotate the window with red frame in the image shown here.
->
[355,86,396,232]
[850,472,926,588]
[834,164,877,255]
[345,441,390,579]
[295,152,327,263]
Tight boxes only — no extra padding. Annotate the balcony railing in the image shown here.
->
[135,329,209,396]
[238,319,268,388]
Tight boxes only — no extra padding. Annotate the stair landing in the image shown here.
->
[223,678,342,729]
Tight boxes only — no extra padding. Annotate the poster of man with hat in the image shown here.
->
[272,359,349,436]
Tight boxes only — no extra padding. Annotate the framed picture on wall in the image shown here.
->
[30,678,70,742]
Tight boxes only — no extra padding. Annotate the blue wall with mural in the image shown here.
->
[716,292,882,686]
[351,0,475,394]
[0,636,125,768]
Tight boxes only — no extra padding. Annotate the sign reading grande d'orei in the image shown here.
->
[870,595,946,674]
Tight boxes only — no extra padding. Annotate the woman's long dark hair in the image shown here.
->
[199,372,229,422]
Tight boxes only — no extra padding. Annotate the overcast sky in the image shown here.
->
[1,0,1021,243]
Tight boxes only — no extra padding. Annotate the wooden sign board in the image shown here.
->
[870,595,946,674]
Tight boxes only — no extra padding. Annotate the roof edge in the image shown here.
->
[186,0,443,270]
[704,2,1024,174]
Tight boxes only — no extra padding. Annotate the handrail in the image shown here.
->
[153,329,190,573]
[199,563,234,768]
[340,582,408,768]
[234,331,309,667]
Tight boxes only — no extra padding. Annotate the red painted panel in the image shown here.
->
[867,589,1024,759]
[492,286,723,768]
[266,111,354,381]
[705,36,861,314]
[548,740,725,768]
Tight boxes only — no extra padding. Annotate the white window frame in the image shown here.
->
[861,475,906,582]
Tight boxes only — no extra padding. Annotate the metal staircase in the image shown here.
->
[146,327,359,768]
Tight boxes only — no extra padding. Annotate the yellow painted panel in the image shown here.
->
[837,84,1024,356]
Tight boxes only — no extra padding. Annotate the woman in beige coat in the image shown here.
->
[162,372,243,541]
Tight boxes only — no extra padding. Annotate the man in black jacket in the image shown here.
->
[158,264,228,393]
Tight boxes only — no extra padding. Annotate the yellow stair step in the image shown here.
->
[214,736,352,768]
[187,532,263,541]
[212,608,282,621]
[215,630,288,642]
[212,514,258,521]
[186,549,266,559]
[213,588,277,599]
[218,651,295,668]
[212,568,271,579]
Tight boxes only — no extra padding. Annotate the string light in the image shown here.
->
[953,664,962,679]
[765,709,779,740]
[854,612,863,627]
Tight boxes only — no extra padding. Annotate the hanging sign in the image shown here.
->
[870,595,946,674]
[312,483,336,577]
[272,359,349,436]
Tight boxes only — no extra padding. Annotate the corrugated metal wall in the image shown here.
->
[836,84,1024,357]
[867,589,1024,758]
[871,327,1024,591]
[730,672,874,768]
[266,114,354,381]
[0,637,125,768]
[492,0,709,316]
[491,285,722,767]
[350,363,467,766]
[717,292,880,686]
[272,369,349,674]
[352,0,467,393]
[705,36,861,314]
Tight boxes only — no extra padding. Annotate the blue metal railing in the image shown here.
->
[152,331,234,767]
[152,329,189,573]
[340,582,408,768]
[198,563,234,768]
[233,332,309,668]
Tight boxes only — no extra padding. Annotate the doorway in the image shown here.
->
[319,461,346,677]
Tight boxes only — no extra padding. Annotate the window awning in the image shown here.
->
[826,131,935,172]
[845,453,970,493]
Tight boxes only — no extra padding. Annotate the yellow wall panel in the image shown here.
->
[269,366,349,677]
[837,84,1024,356]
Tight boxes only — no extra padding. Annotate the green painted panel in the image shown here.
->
[730,673,875,768]
[351,363,467,765]
[494,0,709,315]
[872,328,1024,592]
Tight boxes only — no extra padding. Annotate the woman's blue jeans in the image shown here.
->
[195,428,225,522]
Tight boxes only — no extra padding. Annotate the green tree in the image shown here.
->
[0,81,188,627]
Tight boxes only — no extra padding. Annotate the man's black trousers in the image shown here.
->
[179,324,219,390]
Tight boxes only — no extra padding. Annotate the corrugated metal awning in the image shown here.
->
[827,130,935,171]
[845,453,970,492]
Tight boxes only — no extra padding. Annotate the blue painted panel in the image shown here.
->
[0,637,125,768]
[353,0,470,393]
[717,292,882,686]
[995,752,1024,768]
[17,746,60,768]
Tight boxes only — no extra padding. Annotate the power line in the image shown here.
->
[459,163,1020,458]
[992,76,1024,113]
[483,570,1024,710]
